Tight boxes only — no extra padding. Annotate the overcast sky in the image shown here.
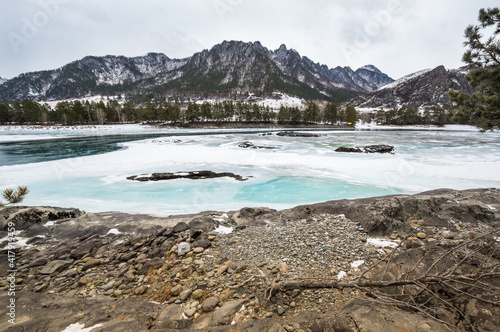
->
[1,0,498,80]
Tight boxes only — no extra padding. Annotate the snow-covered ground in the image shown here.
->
[377,68,433,91]
[40,92,306,111]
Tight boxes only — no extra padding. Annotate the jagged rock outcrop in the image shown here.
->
[280,188,500,236]
[0,206,82,231]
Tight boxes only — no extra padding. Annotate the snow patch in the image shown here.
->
[106,228,121,235]
[367,238,400,248]
[61,323,103,332]
[214,225,233,234]
[350,260,364,271]
[337,271,347,280]
[377,68,433,91]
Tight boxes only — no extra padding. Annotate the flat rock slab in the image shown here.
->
[0,291,162,332]
[39,259,74,275]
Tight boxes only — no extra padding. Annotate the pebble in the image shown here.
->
[416,232,427,239]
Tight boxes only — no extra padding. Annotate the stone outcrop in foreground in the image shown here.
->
[0,188,498,331]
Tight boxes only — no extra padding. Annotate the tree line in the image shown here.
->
[0,99,359,126]
[369,106,452,126]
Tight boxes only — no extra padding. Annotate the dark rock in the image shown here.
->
[276,131,321,137]
[0,206,82,231]
[26,236,46,245]
[363,144,394,153]
[69,242,94,259]
[138,257,164,275]
[39,260,74,275]
[232,207,279,226]
[173,222,189,233]
[237,141,278,149]
[24,224,50,237]
[335,146,363,153]
[335,145,394,153]
[127,170,248,182]
[53,225,109,240]
[192,239,211,249]
[188,216,216,233]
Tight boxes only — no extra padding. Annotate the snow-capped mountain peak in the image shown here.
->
[0,41,394,102]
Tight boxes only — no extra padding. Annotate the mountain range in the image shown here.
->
[350,65,473,110]
[0,41,394,103]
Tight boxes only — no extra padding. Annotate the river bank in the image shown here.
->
[0,188,499,331]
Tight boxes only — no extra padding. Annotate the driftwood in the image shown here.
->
[251,229,500,332]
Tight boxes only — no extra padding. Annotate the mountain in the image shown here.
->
[0,41,393,103]
[350,65,473,110]
[0,77,7,85]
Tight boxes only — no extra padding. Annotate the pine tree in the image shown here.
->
[303,101,320,123]
[323,102,339,125]
[0,186,29,207]
[345,105,358,125]
[449,7,500,130]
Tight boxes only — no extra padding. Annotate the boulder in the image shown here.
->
[335,146,363,153]
[173,222,189,233]
[363,145,394,153]
[192,239,211,249]
[237,141,277,149]
[177,242,191,256]
[195,299,247,328]
[201,296,219,312]
[39,260,74,275]
[231,207,279,226]
[154,304,193,330]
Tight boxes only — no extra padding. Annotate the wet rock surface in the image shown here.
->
[127,170,249,182]
[275,131,322,137]
[237,141,278,149]
[0,188,498,331]
[336,144,395,153]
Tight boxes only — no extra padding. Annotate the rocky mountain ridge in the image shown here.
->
[0,41,393,102]
[351,65,473,110]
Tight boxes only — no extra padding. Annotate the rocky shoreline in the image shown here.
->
[0,188,499,331]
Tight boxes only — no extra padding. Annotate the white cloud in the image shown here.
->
[0,0,498,80]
